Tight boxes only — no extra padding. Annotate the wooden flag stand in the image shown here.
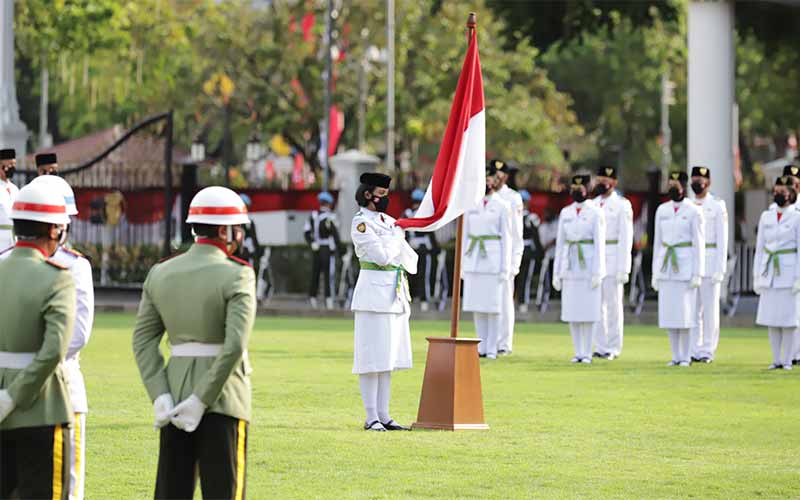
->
[412,206,489,430]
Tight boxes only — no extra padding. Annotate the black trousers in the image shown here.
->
[309,247,336,298]
[410,248,436,302]
[0,423,71,500]
[515,248,536,305]
[155,413,248,500]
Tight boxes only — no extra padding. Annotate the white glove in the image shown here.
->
[591,275,601,289]
[153,393,174,429]
[690,276,702,289]
[793,279,800,295]
[169,395,207,433]
[552,276,562,292]
[311,242,320,251]
[616,273,629,285]
[753,286,764,296]
[0,390,14,423]
[712,273,724,284]
[651,277,659,292]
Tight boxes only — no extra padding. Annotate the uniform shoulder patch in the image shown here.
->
[157,251,184,264]
[45,259,69,270]
[228,255,253,267]
[357,222,367,233]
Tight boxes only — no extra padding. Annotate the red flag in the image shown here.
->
[328,105,344,156]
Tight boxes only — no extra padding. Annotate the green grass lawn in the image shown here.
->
[82,313,798,499]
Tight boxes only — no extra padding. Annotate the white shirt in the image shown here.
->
[496,184,524,274]
[350,209,418,314]
[693,194,729,278]
[461,194,513,276]
[0,244,94,412]
[554,201,606,281]
[0,179,18,246]
[652,199,705,282]
[595,191,633,276]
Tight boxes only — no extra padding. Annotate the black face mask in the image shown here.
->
[668,186,684,202]
[593,183,609,196]
[690,181,705,195]
[372,194,390,213]
[3,166,15,177]
[571,190,586,203]
[774,193,788,207]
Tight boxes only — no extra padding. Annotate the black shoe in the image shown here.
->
[690,357,700,363]
[498,349,510,356]
[606,353,617,361]
[364,420,386,431]
[381,420,411,431]
[699,357,712,364]
[793,359,800,366]
[479,354,487,358]
[592,352,604,358]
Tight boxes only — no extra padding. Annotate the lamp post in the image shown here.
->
[191,136,206,164]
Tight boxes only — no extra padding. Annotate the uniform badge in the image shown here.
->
[699,167,708,176]
[357,222,366,233]
[793,167,799,176]
[605,168,613,176]
[671,173,680,180]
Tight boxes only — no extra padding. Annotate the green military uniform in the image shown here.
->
[0,244,76,500]
[132,240,256,499]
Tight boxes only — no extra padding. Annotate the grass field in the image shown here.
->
[81,313,798,499]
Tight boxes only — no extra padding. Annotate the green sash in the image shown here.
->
[566,239,594,269]
[606,240,618,245]
[661,242,693,273]
[359,261,410,301]
[705,243,717,249]
[466,235,501,258]
[762,248,797,277]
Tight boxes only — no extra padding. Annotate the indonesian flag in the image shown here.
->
[396,27,485,232]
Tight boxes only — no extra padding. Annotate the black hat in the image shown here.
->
[782,165,800,179]
[487,158,505,173]
[35,153,58,167]
[486,162,497,176]
[668,171,688,184]
[776,176,792,187]
[596,165,617,179]
[360,172,391,189]
[0,149,15,160]
[571,174,590,187]
[691,166,710,179]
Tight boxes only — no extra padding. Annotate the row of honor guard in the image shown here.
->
[0,150,94,500]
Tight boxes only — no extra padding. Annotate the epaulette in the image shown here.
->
[0,246,12,256]
[45,259,69,270]
[157,251,184,264]
[228,255,252,268]
[61,247,84,259]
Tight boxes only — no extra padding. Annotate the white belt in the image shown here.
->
[0,351,35,369]
[170,342,223,357]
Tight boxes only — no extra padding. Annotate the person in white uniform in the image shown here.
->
[491,159,523,355]
[688,166,728,364]
[754,176,800,370]
[590,166,633,361]
[351,172,418,431]
[462,163,513,360]
[553,174,606,363]
[0,175,93,500]
[0,149,19,249]
[652,171,705,367]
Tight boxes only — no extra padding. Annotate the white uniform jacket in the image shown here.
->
[554,201,606,281]
[497,184,524,274]
[753,208,800,290]
[0,179,18,247]
[0,244,94,413]
[652,200,705,283]
[694,194,728,278]
[351,209,418,314]
[596,191,633,276]
[461,194,513,277]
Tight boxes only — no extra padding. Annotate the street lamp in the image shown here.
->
[191,136,206,163]
[246,133,265,163]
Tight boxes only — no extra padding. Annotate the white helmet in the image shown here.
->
[186,186,250,225]
[11,182,71,225]
[29,175,78,216]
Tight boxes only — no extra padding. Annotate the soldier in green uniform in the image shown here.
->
[132,186,256,500]
[0,182,76,500]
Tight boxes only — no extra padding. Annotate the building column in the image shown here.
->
[0,0,29,162]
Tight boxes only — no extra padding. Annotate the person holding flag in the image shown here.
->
[492,160,523,355]
[351,173,418,431]
[652,171,705,367]
[553,174,606,364]
[461,163,513,359]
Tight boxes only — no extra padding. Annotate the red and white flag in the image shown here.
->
[396,27,485,232]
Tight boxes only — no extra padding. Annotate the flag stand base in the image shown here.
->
[412,337,489,431]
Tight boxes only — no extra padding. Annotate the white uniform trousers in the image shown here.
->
[667,330,691,363]
[69,412,87,500]
[592,276,624,356]
[570,322,594,360]
[497,278,515,352]
[768,327,795,367]
[690,278,721,359]
[474,313,501,358]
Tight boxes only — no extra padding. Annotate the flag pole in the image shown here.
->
[449,13,476,339]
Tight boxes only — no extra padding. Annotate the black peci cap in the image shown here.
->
[360,172,391,189]
[571,174,590,187]
[0,149,15,160]
[776,176,792,187]
[691,166,710,179]
[782,165,800,179]
[668,171,688,183]
[35,153,58,167]
[596,165,617,179]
